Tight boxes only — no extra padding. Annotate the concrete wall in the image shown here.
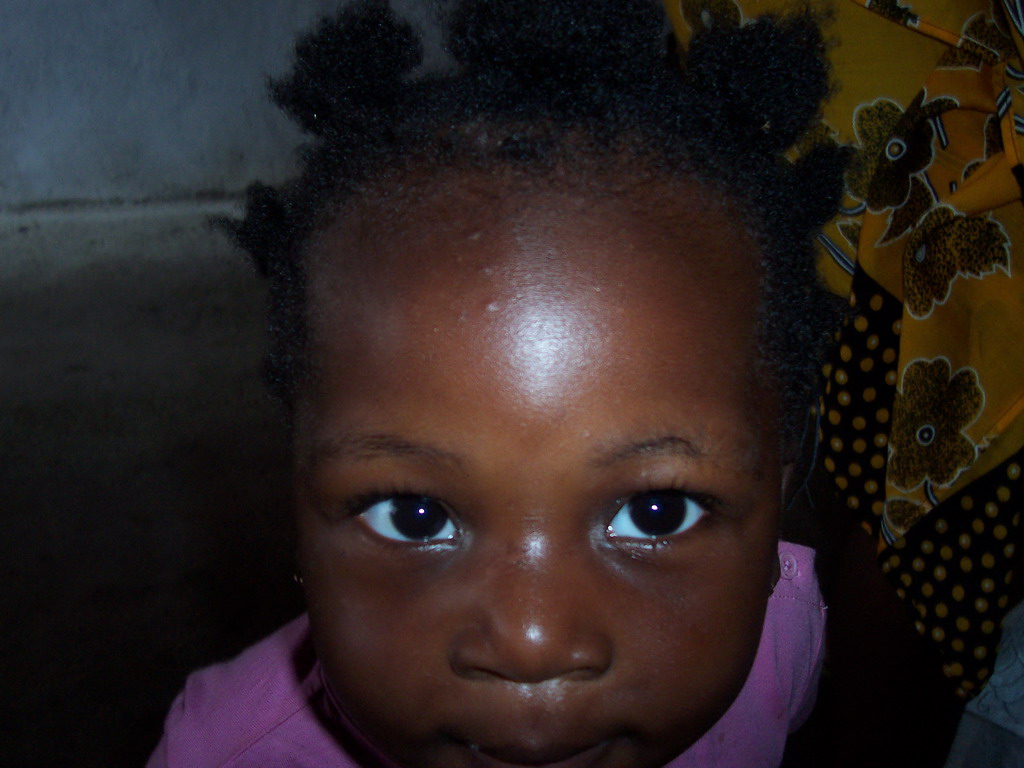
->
[0,0,441,208]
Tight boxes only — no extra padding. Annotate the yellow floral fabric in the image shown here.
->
[666,0,1024,697]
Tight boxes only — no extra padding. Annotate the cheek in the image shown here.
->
[298,521,448,689]
[297,515,478,757]
[614,531,777,730]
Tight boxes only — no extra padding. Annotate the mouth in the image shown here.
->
[463,739,613,768]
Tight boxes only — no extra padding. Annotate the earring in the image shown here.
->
[293,572,304,586]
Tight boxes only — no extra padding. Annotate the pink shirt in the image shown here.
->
[148,542,825,768]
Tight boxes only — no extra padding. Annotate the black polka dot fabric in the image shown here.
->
[819,273,900,533]
[884,460,1021,696]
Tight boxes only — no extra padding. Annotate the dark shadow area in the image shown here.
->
[0,210,303,766]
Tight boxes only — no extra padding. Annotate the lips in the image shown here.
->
[464,739,613,768]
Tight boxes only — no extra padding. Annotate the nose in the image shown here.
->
[448,547,614,684]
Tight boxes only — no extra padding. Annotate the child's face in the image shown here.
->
[295,177,785,768]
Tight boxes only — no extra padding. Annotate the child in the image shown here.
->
[149,0,847,765]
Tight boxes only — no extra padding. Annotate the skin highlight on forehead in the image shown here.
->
[299,175,780,485]
[303,170,767,417]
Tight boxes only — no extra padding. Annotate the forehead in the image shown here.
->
[306,173,762,338]
[301,173,773,447]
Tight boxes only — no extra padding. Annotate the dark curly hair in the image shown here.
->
[228,0,848,440]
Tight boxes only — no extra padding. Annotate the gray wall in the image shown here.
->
[0,0,441,208]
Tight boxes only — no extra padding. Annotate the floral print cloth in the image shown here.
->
[666,0,1024,698]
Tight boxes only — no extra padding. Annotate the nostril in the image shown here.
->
[562,649,612,682]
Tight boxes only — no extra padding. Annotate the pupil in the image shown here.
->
[629,492,685,537]
[391,496,447,540]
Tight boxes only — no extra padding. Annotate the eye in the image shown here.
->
[357,494,457,543]
[607,490,707,540]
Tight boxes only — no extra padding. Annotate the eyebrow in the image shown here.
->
[590,435,708,468]
[308,432,707,469]
[308,432,463,467]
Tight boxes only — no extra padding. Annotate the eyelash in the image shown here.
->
[340,483,719,546]
[341,487,459,546]
[341,487,421,517]
[613,483,717,534]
